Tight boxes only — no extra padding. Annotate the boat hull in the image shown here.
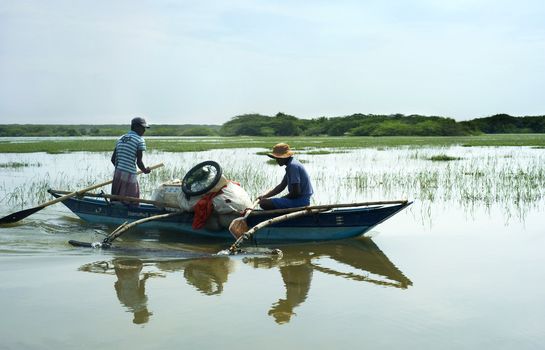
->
[50,191,411,243]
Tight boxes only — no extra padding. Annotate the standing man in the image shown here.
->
[111,117,152,198]
[258,143,314,210]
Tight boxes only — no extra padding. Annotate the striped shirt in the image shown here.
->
[114,130,146,174]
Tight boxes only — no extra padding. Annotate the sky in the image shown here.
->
[0,0,544,125]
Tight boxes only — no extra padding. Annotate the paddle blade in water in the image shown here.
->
[0,206,44,225]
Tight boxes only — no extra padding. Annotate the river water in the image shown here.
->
[0,145,544,349]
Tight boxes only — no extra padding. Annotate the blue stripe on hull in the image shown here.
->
[75,212,234,239]
[75,212,370,242]
[251,226,370,242]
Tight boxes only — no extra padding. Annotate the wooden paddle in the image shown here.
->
[228,207,327,254]
[247,200,409,217]
[228,199,260,239]
[50,189,180,209]
[0,163,164,224]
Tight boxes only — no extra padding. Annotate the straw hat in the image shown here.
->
[267,143,294,159]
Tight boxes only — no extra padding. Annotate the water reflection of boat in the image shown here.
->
[155,257,234,296]
[113,259,153,324]
[243,238,412,324]
[79,238,410,325]
[79,255,235,324]
[49,189,410,243]
[79,258,156,324]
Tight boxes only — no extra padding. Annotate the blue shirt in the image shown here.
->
[114,131,146,174]
[283,157,313,196]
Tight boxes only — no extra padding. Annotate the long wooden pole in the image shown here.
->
[69,211,181,248]
[228,208,326,253]
[50,189,180,209]
[247,199,409,217]
[0,163,164,224]
[103,211,181,246]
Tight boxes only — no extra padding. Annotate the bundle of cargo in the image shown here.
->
[150,179,183,209]
[150,161,253,230]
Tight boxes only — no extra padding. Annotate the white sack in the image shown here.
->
[212,182,253,215]
[151,179,183,209]
[177,191,202,212]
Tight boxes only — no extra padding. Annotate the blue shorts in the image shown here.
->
[271,196,311,209]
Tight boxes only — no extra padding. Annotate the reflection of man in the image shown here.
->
[113,259,152,324]
[244,240,412,324]
[183,257,232,296]
[268,263,313,324]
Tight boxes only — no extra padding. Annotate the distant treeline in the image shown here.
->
[220,113,545,136]
[1,113,544,137]
[0,124,221,137]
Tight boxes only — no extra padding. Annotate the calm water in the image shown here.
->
[1,145,544,349]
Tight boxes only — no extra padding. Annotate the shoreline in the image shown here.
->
[1,134,545,153]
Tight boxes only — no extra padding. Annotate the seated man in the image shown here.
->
[258,143,314,210]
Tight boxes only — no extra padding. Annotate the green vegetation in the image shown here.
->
[0,134,544,154]
[260,149,341,155]
[0,161,41,168]
[303,150,340,155]
[220,113,472,136]
[266,158,308,165]
[0,124,220,137]
[219,113,545,137]
[429,154,462,161]
[461,114,545,133]
[1,113,544,138]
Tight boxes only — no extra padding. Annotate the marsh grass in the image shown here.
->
[0,162,41,168]
[303,150,348,155]
[1,134,545,153]
[1,146,544,224]
[429,154,462,161]
[6,177,54,207]
[265,158,309,165]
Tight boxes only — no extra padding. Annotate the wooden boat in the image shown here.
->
[48,189,411,243]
